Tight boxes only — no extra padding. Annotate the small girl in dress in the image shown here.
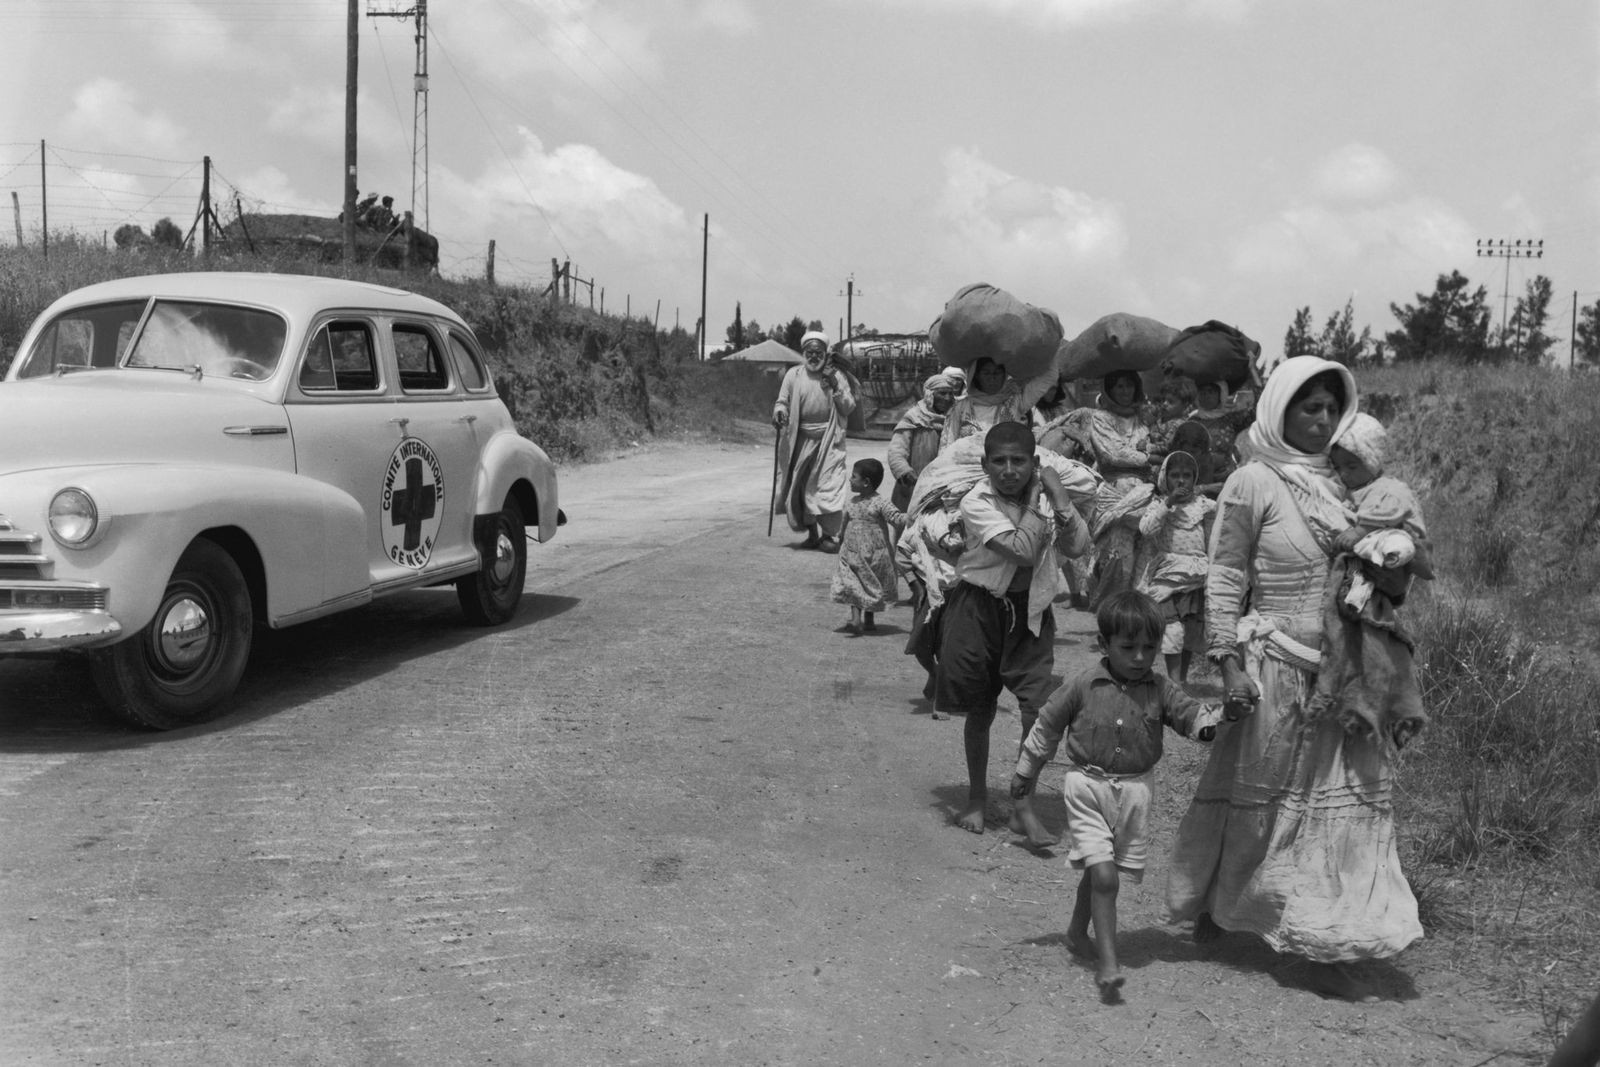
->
[1138,450,1217,684]
[831,458,906,635]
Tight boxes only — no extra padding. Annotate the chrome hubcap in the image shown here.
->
[489,528,517,586]
[155,595,212,673]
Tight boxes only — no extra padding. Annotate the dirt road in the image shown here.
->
[0,439,1549,1064]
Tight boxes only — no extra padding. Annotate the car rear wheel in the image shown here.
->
[456,495,527,626]
[91,539,253,730]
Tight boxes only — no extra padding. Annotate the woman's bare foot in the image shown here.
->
[1007,804,1059,850]
[1096,968,1126,1003]
[955,798,986,833]
[1301,961,1378,1002]
[1193,912,1223,944]
[1065,929,1098,961]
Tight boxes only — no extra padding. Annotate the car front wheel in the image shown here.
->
[456,495,527,626]
[91,539,254,730]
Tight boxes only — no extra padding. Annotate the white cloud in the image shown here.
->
[439,128,692,259]
[932,147,1143,317]
[61,79,189,157]
[855,0,1251,26]
[1312,143,1400,203]
[267,87,352,148]
[693,0,758,34]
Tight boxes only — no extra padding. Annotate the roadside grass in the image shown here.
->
[1360,359,1600,1042]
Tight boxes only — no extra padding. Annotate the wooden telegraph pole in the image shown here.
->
[343,0,359,266]
[699,213,709,360]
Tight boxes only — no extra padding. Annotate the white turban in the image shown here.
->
[800,330,830,351]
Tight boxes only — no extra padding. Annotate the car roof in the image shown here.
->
[45,272,465,326]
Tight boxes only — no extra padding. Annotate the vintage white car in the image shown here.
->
[1,272,563,729]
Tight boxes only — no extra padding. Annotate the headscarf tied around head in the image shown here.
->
[1333,412,1387,478]
[1157,449,1198,496]
[1244,356,1359,553]
[1098,369,1145,417]
[800,330,830,352]
[896,372,957,432]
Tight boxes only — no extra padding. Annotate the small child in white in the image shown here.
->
[1137,450,1216,684]
[1318,413,1433,748]
[830,458,905,635]
[1010,590,1217,1002]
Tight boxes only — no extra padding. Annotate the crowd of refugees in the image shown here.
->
[771,338,1445,1009]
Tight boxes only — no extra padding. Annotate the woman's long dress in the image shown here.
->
[1165,463,1422,962]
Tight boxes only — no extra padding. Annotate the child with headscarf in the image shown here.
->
[1137,450,1217,684]
[1311,412,1433,748]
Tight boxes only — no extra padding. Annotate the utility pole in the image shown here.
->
[367,1,429,233]
[1573,290,1580,370]
[343,0,358,266]
[699,213,709,361]
[1475,238,1543,350]
[839,274,862,347]
[39,139,47,260]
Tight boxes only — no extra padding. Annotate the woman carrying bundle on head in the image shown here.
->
[1086,369,1154,609]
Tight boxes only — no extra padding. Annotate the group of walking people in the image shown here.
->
[771,337,1433,1005]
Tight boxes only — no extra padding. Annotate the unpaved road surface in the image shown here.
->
[0,440,1550,1065]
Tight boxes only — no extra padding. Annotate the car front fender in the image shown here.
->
[1,465,369,635]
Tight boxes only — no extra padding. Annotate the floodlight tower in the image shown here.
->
[367,0,429,233]
[1475,237,1544,339]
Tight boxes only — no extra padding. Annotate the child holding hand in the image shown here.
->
[1011,590,1218,1002]
[831,458,905,635]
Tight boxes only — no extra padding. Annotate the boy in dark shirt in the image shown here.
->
[1011,590,1218,1001]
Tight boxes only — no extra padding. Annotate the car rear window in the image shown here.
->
[447,332,490,392]
[394,324,452,393]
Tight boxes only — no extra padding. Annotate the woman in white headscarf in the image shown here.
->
[1165,356,1422,1002]
[887,372,959,511]
[772,331,856,549]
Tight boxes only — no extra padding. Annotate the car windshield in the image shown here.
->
[12,298,288,381]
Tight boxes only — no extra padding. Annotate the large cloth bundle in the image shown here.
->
[1058,312,1180,381]
[1162,320,1260,388]
[928,283,1063,381]
[905,434,1101,521]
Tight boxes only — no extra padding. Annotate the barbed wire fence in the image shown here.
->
[0,140,659,318]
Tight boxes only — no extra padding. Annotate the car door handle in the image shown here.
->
[389,416,410,436]
[458,414,478,424]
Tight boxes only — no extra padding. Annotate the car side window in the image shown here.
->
[447,332,490,392]
[394,324,452,393]
[301,322,380,392]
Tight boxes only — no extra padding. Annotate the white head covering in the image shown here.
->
[1332,412,1386,477]
[1244,356,1358,551]
[1245,356,1358,470]
[923,371,959,398]
[800,330,830,351]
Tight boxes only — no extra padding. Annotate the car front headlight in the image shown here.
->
[49,487,100,547]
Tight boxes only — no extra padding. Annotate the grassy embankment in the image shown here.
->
[2,242,1593,1044]
[1358,361,1600,1044]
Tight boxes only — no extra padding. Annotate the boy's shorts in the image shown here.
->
[934,582,1055,718]
[1061,766,1153,883]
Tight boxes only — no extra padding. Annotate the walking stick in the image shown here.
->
[767,421,782,536]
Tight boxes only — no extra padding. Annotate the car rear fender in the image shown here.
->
[470,432,561,543]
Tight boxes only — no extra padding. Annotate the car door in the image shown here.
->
[377,317,479,583]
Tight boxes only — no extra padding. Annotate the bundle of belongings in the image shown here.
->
[1160,320,1261,389]
[929,282,1064,408]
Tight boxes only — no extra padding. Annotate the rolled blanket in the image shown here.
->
[906,436,1101,520]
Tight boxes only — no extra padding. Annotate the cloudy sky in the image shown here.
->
[3,0,1596,357]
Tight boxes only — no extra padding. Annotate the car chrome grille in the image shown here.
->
[0,514,57,583]
[0,585,109,611]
